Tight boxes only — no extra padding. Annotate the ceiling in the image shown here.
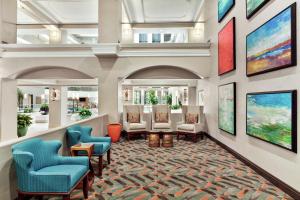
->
[123,0,204,24]
[17,0,98,24]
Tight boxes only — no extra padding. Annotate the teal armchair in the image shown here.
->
[12,138,89,200]
[66,125,111,176]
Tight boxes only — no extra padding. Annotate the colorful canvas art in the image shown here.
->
[247,91,297,152]
[246,3,297,76]
[218,83,236,135]
[218,18,236,75]
[247,0,269,19]
[218,0,235,22]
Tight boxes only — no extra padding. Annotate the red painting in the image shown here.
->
[218,17,236,76]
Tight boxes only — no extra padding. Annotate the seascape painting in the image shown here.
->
[247,0,269,19]
[218,18,235,75]
[246,3,296,76]
[247,91,297,152]
[218,83,236,135]
[218,0,234,22]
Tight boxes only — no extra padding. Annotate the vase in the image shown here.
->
[17,127,28,137]
[107,123,122,143]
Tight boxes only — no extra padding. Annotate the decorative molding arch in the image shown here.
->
[8,66,94,80]
[124,65,203,80]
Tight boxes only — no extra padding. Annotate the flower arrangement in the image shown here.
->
[79,108,92,119]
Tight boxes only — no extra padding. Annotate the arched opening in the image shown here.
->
[4,66,99,139]
[118,65,203,130]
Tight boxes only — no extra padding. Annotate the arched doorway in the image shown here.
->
[118,65,203,130]
[1,66,99,140]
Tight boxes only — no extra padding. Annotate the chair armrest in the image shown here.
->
[13,151,34,170]
[88,136,111,143]
[194,123,204,133]
[81,126,92,135]
[56,156,89,167]
[30,171,71,193]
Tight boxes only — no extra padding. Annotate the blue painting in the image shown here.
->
[218,0,234,22]
[247,3,296,76]
[247,91,297,152]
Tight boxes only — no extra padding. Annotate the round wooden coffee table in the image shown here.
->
[148,130,174,148]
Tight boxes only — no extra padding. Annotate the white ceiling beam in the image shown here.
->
[193,0,205,22]
[19,1,59,24]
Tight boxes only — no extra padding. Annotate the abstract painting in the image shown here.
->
[218,0,235,22]
[218,82,236,135]
[246,0,270,19]
[246,3,297,76]
[218,18,236,76]
[247,91,297,152]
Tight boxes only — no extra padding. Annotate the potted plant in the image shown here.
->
[79,108,92,119]
[40,103,49,115]
[24,106,33,113]
[149,90,158,105]
[17,114,32,137]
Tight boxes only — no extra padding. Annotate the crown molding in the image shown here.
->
[0,43,210,58]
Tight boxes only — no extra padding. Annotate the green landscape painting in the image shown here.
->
[218,83,236,135]
[247,91,297,152]
[247,0,269,18]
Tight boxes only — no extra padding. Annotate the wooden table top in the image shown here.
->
[71,143,94,150]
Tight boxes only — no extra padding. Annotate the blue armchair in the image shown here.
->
[12,138,90,200]
[66,125,111,177]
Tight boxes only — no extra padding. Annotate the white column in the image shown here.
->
[49,86,61,128]
[60,87,68,126]
[1,0,17,43]
[0,78,17,141]
[98,0,122,43]
[49,29,62,44]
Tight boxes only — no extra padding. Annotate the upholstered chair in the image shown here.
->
[123,105,147,140]
[66,125,111,177]
[12,138,89,200]
[176,105,205,142]
[152,105,172,131]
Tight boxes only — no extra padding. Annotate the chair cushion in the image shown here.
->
[178,124,195,131]
[129,123,146,130]
[155,112,168,123]
[153,123,171,129]
[37,165,88,188]
[186,113,198,124]
[127,112,140,123]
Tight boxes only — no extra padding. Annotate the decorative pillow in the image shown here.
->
[127,113,140,123]
[186,113,198,124]
[155,112,168,123]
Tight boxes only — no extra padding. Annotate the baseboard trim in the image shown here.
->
[204,133,300,199]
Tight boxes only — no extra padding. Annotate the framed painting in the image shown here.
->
[246,3,297,77]
[218,82,236,135]
[247,90,297,153]
[218,18,236,76]
[246,0,270,19]
[218,0,235,22]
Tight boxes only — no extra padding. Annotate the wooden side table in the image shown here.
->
[148,133,160,147]
[71,143,95,189]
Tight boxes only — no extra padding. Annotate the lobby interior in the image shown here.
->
[0,0,300,199]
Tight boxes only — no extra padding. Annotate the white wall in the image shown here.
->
[202,0,300,192]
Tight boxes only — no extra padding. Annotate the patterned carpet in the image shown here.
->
[49,138,292,200]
